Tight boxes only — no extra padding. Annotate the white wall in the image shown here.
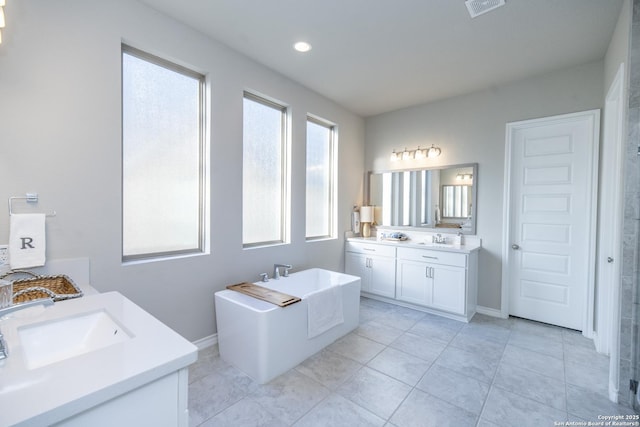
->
[0,0,364,341]
[365,61,604,310]
[605,0,631,93]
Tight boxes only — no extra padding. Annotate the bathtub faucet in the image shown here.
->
[273,264,292,280]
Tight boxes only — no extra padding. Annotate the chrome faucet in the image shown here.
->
[273,264,292,280]
[259,273,269,282]
[0,328,7,360]
[0,297,54,318]
[433,233,447,244]
[0,298,54,361]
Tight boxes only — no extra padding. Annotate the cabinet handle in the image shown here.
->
[422,255,438,260]
[363,248,376,252]
[426,266,434,278]
[430,267,435,278]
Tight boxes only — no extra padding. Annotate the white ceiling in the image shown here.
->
[138,0,623,117]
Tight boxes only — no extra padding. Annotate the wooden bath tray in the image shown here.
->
[227,282,301,307]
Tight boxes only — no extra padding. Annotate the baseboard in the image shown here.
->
[192,333,218,350]
[476,305,507,319]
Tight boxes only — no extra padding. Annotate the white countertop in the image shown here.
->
[347,237,481,254]
[0,291,198,426]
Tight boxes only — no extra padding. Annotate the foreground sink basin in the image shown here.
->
[18,309,132,369]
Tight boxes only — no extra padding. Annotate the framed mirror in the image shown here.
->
[366,163,477,234]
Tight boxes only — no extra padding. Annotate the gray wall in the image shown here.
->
[364,62,604,310]
[0,0,365,342]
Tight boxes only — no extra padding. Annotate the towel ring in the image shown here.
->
[8,193,56,217]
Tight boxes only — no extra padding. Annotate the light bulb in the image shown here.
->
[0,8,5,28]
[294,41,312,52]
[390,150,399,162]
[427,144,441,158]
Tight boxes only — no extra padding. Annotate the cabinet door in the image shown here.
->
[345,252,371,292]
[431,264,466,314]
[369,255,396,298]
[396,259,431,305]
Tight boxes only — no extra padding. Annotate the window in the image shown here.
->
[306,116,336,240]
[242,93,289,247]
[442,185,472,218]
[121,45,206,260]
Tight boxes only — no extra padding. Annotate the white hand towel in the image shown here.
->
[9,213,46,269]
[307,285,344,339]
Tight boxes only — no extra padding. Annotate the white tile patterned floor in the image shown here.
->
[188,297,637,426]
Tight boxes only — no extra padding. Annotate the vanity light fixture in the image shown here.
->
[0,0,5,45]
[456,173,473,181]
[389,144,442,162]
[294,41,312,53]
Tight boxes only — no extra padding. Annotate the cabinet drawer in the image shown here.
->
[397,247,466,268]
[345,242,396,257]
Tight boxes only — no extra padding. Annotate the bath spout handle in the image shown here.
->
[283,265,292,277]
[273,264,292,280]
[259,273,269,282]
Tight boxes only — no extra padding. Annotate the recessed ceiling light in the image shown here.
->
[294,41,312,53]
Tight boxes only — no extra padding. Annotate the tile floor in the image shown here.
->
[188,297,638,426]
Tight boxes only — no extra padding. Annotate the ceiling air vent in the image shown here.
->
[465,0,506,18]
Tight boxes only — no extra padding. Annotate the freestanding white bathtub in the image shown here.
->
[214,268,361,384]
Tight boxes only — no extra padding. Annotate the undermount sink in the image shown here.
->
[418,242,458,247]
[18,309,132,369]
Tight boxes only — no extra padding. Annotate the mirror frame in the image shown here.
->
[365,163,478,235]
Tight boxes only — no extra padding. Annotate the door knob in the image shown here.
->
[607,257,614,263]
[511,244,520,250]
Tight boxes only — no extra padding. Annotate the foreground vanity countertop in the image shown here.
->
[0,291,198,426]
[347,237,481,254]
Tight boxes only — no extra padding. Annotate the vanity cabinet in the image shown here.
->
[54,369,189,427]
[345,239,479,321]
[396,247,467,315]
[345,242,396,298]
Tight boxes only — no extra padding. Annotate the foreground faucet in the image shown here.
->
[273,264,292,280]
[0,297,54,318]
[0,328,7,360]
[0,298,54,360]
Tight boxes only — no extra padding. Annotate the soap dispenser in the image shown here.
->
[454,231,464,246]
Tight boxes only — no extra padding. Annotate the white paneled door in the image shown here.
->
[504,110,599,331]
